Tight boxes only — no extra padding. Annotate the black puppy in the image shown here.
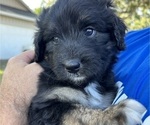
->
[28,0,145,125]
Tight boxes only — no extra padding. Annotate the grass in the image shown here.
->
[0,60,8,83]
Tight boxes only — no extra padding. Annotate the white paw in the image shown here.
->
[122,99,146,125]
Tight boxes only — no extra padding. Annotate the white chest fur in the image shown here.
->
[84,82,113,109]
[44,81,114,110]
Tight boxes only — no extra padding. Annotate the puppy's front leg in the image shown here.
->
[63,105,104,125]
[63,99,146,125]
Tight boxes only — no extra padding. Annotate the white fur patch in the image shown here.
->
[123,99,146,125]
[84,82,114,109]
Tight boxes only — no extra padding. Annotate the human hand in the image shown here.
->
[0,50,43,124]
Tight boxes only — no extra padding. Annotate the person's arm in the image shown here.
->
[0,50,43,125]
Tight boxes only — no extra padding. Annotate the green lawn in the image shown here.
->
[0,60,8,83]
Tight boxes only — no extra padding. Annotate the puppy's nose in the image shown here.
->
[64,59,80,73]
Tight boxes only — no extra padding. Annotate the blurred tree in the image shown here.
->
[34,0,150,30]
[114,0,150,30]
[34,0,56,14]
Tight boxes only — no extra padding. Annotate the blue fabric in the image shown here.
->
[114,27,150,120]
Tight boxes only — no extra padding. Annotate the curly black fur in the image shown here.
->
[28,0,126,125]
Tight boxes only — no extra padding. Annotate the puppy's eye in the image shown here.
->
[52,37,59,44]
[84,28,96,37]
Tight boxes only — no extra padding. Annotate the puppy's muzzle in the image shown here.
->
[64,59,81,73]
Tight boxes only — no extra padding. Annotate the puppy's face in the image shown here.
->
[34,0,126,85]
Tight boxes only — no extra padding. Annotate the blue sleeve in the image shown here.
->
[113,27,150,120]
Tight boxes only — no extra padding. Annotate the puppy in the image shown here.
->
[28,0,145,125]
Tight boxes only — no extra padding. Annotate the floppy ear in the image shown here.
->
[34,8,50,62]
[112,17,127,50]
[34,31,45,62]
[97,0,126,50]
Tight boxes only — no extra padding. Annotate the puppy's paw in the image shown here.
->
[111,99,146,125]
[122,99,146,125]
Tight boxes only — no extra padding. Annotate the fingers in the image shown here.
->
[6,50,43,74]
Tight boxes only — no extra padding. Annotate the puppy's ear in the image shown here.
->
[34,8,50,62]
[112,17,127,50]
[97,0,126,50]
[34,31,45,62]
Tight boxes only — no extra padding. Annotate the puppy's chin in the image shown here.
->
[67,73,86,83]
[55,71,88,86]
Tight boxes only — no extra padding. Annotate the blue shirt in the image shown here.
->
[114,28,150,121]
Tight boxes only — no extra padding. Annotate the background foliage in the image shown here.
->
[114,0,150,30]
[34,0,150,30]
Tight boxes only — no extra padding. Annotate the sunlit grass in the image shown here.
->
[0,70,4,74]
[0,60,7,83]
[0,70,3,83]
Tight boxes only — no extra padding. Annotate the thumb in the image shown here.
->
[15,50,35,65]
[25,62,43,74]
